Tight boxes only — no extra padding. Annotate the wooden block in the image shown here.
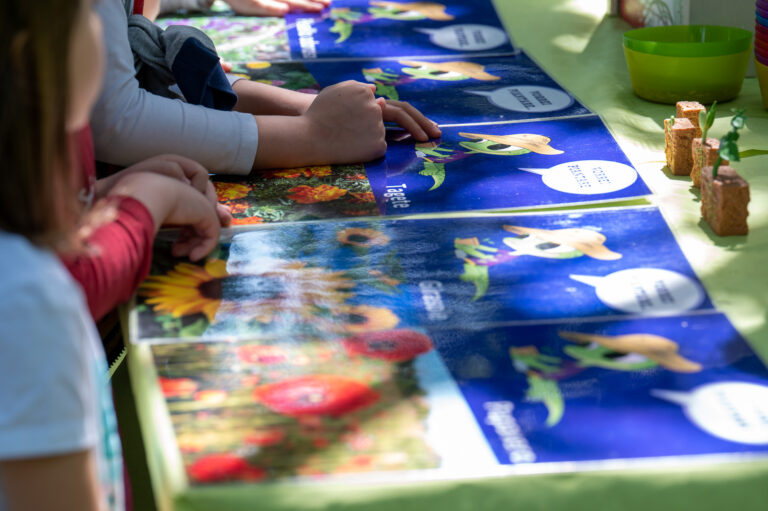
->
[676,101,705,138]
[664,117,696,175]
[691,138,726,188]
[701,165,750,236]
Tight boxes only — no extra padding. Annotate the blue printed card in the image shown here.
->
[299,52,591,125]
[286,0,516,60]
[432,313,768,464]
[365,115,650,214]
[133,207,712,343]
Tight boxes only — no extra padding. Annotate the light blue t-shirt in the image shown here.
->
[0,232,124,511]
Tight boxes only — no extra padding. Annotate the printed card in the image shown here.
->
[132,207,711,343]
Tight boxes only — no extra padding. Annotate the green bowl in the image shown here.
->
[623,25,752,104]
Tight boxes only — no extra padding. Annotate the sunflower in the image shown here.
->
[140,259,356,325]
[140,259,229,322]
[336,305,400,333]
[337,227,390,247]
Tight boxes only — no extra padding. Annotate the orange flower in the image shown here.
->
[350,192,375,203]
[214,182,251,200]
[287,185,347,204]
[348,174,368,180]
[231,216,264,226]
[227,201,250,215]
[342,210,376,217]
[266,166,332,179]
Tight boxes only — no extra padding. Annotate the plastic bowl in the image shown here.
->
[757,59,768,109]
[623,25,752,103]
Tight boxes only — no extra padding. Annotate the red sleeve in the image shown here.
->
[63,195,155,321]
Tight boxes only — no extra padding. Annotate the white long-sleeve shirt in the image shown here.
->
[92,0,259,174]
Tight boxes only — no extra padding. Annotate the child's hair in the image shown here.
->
[0,1,82,248]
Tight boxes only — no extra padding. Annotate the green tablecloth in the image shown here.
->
[115,1,768,509]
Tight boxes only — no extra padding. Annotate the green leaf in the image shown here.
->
[419,161,445,190]
[459,263,489,301]
[739,149,768,158]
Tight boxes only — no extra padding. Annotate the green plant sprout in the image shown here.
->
[712,109,747,177]
[699,100,717,145]
[665,114,675,137]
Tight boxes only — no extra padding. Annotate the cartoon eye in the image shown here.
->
[535,242,559,250]
[468,138,486,143]
[588,343,650,365]
[428,70,464,78]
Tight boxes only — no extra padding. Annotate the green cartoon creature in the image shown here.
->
[454,225,622,301]
[510,331,702,427]
[331,1,454,43]
[363,60,500,100]
[413,132,563,191]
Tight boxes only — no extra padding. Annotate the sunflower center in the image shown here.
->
[347,234,372,244]
[198,275,285,301]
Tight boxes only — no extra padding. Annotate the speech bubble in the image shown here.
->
[519,160,638,195]
[416,24,508,51]
[468,86,574,113]
[570,268,705,314]
[652,382,768,445]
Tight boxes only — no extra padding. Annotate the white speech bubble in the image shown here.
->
[652,382,768,445]
[570,268,705,315]
[468,86,573,113]
[520,160,638,195]
[416,24,508,51]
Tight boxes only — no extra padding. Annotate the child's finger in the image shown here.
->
[387,100,441,138]
[283,0,326,11]
[381,103,428,142]
[216,204,233,227]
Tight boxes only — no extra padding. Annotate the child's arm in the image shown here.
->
[250,81,441,169]
[0,451,102,511]
[232,80,441,144]
[63,172,221,320]
[92,0,260,175]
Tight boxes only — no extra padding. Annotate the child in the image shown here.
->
[92,0,441,174]
[0,1,221,507]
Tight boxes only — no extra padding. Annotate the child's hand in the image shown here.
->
[97,154,232,227]
[225,0,330,16]
[303,80,387,164]
[107,173,222,261]
[380,99,441,142]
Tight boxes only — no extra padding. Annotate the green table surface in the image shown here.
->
[115,1,768,510]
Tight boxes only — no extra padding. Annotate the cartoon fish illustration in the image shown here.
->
[398,60,500,81]
[369,1,454,20]
[560,331,703,373]
[459,132,564,156]
[502,225,622,261]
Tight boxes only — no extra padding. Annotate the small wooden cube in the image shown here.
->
[691,138,726,188]
[701,165,750,236]
[664,117,696,175]
[676,101,705,138]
